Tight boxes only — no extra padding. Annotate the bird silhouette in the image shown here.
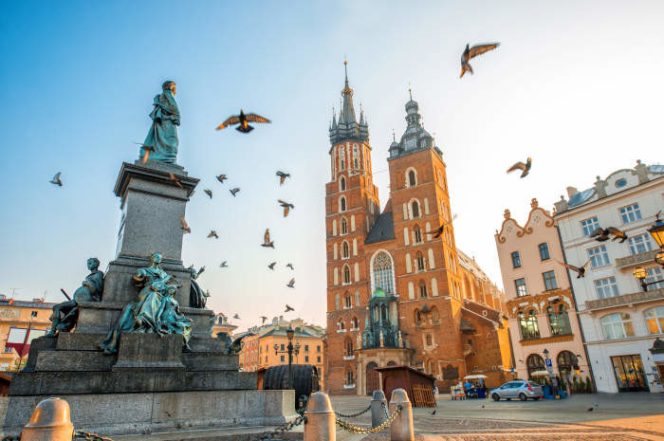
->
[278,200,295,217]
[286,263,294,270]
[216,174,227,184]
[262,229,275,248]
[606,227,628,243]
[204,189,213,199]
[284,304,294,313]
[233,313,240,320]
[268,262,277,270]
[276,171,291,185]
[587,407,594,412]
[229,187,240,197]
[260,316,268,324]
[506,157,532,178]
[216,110,271,133]
[219,261,228,268]
[50,172,63,187]
[590,227,610,242]
[557,259,591,278]
[431,409,436,415]
[460,42,500,78]
[180,217,191,234]
[168,173,183,188]
[208,230,219,239]
[287,278,295,288]
[426,215,457,238]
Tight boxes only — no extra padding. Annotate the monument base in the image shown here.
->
[0,389,297,437]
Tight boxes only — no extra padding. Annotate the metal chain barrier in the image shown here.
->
[334,403,372,419]
[335,404,402,434]
[74,431,114,441]
[254,414,307,441]
[1,436,20,441]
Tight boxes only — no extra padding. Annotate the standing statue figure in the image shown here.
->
[47,258,103,336]
[100,253,191,354]
[140,81,180,164]
[188,265,209,308]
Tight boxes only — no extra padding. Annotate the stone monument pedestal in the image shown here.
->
[1,162,297,437]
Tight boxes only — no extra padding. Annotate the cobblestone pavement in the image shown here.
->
[330,393,664,440]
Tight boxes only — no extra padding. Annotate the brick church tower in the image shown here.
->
[324,62,380,392]
[325,68,511,396]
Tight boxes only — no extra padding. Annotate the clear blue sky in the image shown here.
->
[1,1,663,331]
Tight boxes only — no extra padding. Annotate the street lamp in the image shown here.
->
[631,216,664,291]
[647,216,664,250]
[274,325,300,389]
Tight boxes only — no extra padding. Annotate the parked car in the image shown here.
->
[489,380,543,401]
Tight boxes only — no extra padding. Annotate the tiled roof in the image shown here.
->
[365,211,395,244]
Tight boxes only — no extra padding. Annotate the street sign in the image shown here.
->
[545,358,552,368]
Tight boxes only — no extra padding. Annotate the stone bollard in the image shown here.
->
[370,389,388,428]
[21,397,74,441]
[304,391,336,441]
[389,388,414,441]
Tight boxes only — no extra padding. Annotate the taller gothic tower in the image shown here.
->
[325,62,380,393]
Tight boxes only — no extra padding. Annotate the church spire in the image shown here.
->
[329,59,369,145]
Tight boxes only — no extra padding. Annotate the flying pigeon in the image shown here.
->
[208,230,219,239]
[426,225,446,239]
[262,229,275,248]
[591,227,627,243]
[180,217,191,234]
[215,110,271,133]
[219,261,228,268]
[233,313,240,320]
[229,187,240,197]
[268,262,277,270]
[276,171,291,185]
[278,200,295,217]
[169,172,183,188]
[286,263,294,270]
[557,259,590,278]
[49,172,63,187]
[284,304,294,313]
[204,189,213,199]
[606,227,628,243]
[460,42,500,78]
[216,174,228,184]
[286,278,295,288]
[260,316,268,324]
[507,157,532,178]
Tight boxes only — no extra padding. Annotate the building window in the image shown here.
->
[594,277,619,299]
[581,216,600,237]
[339,196,347,212]
[280,355,285,363]
[416,251,425,272]
[343,265,351,285]
[351,317,359,330]
[645,267,664,290]
[644,306,664,335]
[317,356,321,363]
[411,200,420,218]
[519,310,540,340]
[628,234,653,255]
[588,244,610,268]
[407,169,417,187]
[344,294,352,308]
[304,345,310,352]
[280,344,285,351]
[344,338,353,356]
[341,217,348,234]
[339,147,345,171]
[345,369,354,385]
[514,278,528,297]
[527,354,546,378]
[305,355,309,363]
[337,319,345,331]
[548,304,571,336]
[342,241,350,259]
[339,176,346,191]
[414,309,422,325]
[353,144,360,169]
[542,271,558,291]
[425,334,433,346]
[620,203,642,224]
[413,225,422,243]
[538,243,550,261]
[419,280,428,298]
[601,313,634,339]
[372,251,395,294]
[317,345,321,353]
[511,251,521,268]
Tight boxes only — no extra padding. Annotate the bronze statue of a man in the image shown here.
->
[47,258,104,336]
[140,81,180,164]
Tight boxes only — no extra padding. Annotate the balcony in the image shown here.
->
[586,287,664,312]
[614,250,659,270]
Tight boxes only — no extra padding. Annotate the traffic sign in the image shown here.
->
[545,358,552,368]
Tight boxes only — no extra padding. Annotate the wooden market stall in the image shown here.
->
[375,365,436,407]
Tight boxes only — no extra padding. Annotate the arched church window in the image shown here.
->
[341,217,348,234]
[344,293,352,308]
[416,251,425,271]
[411,200,420,218]
[372,251,395,294]
[345,337,353,356]
[419,280,428,298]
[351,317,359,330]
[413,225,422,243]
[342,241,350,259]
[339,196,347,212]
[339,176,346,191]
[353,144,360,169]
[339,146,346,171]
[407,169,417,187]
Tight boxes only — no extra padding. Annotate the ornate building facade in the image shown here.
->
[324,65,511,395]
[495,199,589,383]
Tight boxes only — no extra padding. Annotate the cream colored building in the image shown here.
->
[554,161,664,393]
[495,199,589,383]
[0,296,54,371]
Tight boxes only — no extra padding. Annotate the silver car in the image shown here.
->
[489,380,543,401]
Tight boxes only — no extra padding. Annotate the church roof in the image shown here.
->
[366,211,395,244]
[388,89,439,159]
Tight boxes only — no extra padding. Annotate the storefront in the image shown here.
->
[649,338,664,389]
[610,354,648,392]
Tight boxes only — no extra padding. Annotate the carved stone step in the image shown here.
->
[35,350,114,372]
[183,352,239,371]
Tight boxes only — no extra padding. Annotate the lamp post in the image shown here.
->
[631,216,664,291]
[274,325,300,389]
